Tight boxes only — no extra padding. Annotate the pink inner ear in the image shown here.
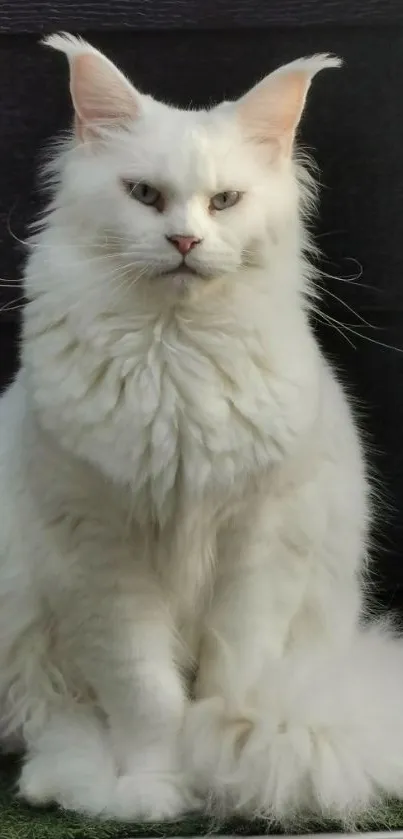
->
[270,71,310,134]
[70,53,138,134]
[239,70,311,153]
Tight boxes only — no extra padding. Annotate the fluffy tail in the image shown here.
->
[184,623,403,824]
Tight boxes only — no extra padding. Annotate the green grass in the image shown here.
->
[2,756,403,838]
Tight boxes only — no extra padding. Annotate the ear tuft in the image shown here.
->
[42,32,93,58]
[42,32,140,142]
[277,53,342,76]
[238,53,342,156]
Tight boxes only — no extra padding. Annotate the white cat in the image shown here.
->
[1,32,403,824]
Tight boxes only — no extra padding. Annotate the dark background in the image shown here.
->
[0,1,402,614]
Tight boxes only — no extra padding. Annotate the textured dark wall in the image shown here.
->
[0,8,403,612]
[1,0,403,30]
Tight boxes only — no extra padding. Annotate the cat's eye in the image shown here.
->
[124,180,163,209]
[210,191,241,211]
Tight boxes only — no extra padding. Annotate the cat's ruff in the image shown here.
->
[0,33,402,824]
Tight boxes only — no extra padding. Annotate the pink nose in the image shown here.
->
[166,235,201,256]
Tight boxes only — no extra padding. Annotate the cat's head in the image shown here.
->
[42,34,340,297]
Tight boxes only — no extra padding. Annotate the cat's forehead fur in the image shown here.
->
[109,101,265,196]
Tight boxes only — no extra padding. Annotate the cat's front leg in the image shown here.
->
[195,478,359,702]
[71,567,195,821]
[20,540,195,822]
[195,499,306,702]
[185,492,311,801]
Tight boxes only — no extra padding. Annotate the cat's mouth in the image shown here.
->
[160,262,203,279]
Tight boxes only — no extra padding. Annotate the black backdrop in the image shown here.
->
[1,1,403,614]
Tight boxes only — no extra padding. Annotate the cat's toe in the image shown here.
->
[110,772,199,822]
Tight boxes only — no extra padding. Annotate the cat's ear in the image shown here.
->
[43,33,141,142]
[237,54,341,156]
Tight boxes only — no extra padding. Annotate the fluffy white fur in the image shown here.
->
[185,625,403,822]
[0,33,402,824]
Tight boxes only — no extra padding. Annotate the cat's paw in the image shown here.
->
[19,751,116,816]
[110,772,199,821]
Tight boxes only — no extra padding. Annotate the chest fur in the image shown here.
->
[28,312,308,524]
